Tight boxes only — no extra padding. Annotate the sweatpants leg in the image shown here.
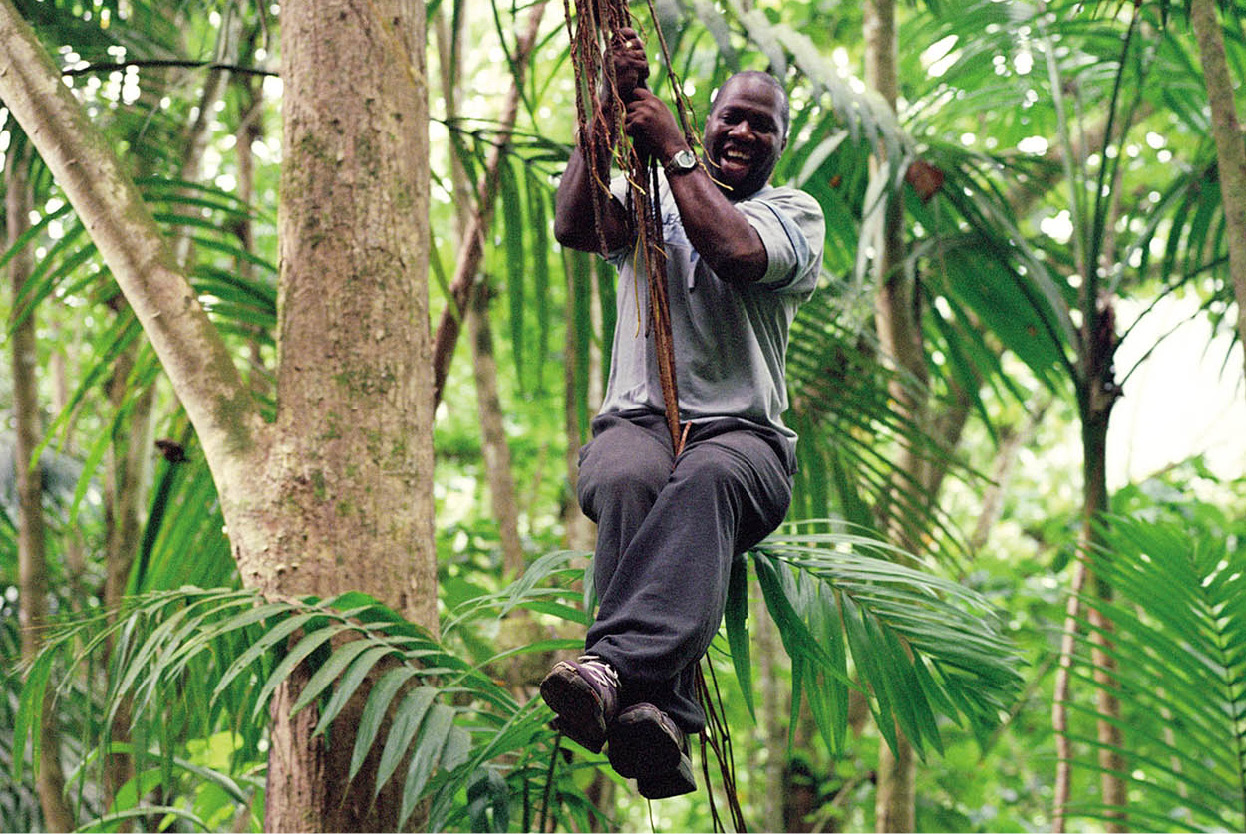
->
[577,414,792,733]
[576,412,676,597]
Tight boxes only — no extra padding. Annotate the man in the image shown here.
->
[541,28,825,799]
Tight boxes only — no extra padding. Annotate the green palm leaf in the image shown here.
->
[746,521,1024,759]
[1062,516,1246,832]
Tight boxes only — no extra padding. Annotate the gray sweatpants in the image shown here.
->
[576,410,794,733]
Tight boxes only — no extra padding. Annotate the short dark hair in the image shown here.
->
[711,71,790,141]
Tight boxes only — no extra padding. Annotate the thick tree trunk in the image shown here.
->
[264,0,433,619]
[1189,0,1246,385]
[8,140,75,834]
[263,2,434,828]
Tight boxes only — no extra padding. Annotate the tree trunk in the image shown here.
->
[262,2,434,828]
[233,28,270,389]
[562,250,601,552]
[0,0,437,828]
[1188,0,1246,384]
[263,0,433,618]
[756,599,790,832]
[435,1,547,578]
[468,289,526,575]
[864,0,919,828]
[101,345,152,820]
[8,139,76,834]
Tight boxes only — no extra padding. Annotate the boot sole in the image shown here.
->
[540,666,608,754]
[637,755,696,799]
[607,704,685,779]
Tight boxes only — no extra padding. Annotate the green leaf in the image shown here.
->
[349,666,419,782]
[312,645,398,738]
[398,703,456,828]
[252,624,352,721]
[374,686,438,797]
[290,637,384,718]
[13,650,56,782]
[724,556,755,720]
[213,612,319,703]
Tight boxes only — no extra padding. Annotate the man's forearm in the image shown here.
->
[665,163,767,283]
[554,140,632,253]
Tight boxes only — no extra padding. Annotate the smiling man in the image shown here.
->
[542,29,825,799]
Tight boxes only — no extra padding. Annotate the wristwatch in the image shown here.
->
[664,148,698,177]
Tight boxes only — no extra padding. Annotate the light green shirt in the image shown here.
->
[601,173,825,453]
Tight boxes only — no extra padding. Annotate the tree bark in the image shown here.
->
[266,0,433,619]
[263,2,434,827]
[8,138,76,834]
[1188,0,1246,385]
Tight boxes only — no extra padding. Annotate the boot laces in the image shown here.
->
[577,655,620,690]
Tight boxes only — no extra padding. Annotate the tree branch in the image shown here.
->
[430,0,548,408]
[0,1,264,475]
[61,58,277,78]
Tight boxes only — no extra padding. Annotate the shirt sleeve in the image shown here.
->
[603,175,636,267]
[737,188,826,295]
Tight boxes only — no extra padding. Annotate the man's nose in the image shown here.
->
[728,120,753,139]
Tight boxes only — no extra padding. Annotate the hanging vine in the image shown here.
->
[559,2,747,828]
[560,0,698,454]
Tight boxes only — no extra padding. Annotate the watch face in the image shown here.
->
[671,149,697,170]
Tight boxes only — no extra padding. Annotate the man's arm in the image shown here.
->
[624,90,768,284]
[553,141,633,254]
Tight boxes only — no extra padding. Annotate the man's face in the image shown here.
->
[702,76,787,199]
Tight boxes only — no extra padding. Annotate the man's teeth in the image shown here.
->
[723,148,750,162]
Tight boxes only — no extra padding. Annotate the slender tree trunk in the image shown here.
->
[8,140,75,834]
[468,290,526,574]
[436,1,546,578]
[864,0,919,828]
[101,344,152,820]
[1189,0,1246,384]
[971,397,1050,551]
[562,251,601,552]
[756,600,790,832]
[1083,395,1126,831]
[233,27,270,388]
[430,0,549,408]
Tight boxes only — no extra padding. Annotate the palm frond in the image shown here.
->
[1062,516,1246,832]
[10,550,611,833]
[742,521,1025,760]
[786,299,977,565]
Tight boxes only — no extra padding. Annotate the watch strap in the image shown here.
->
[664,149,698,177]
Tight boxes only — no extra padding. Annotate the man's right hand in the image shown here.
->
[609,27,649,103]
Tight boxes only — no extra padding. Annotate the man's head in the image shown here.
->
[703,71,789,199]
